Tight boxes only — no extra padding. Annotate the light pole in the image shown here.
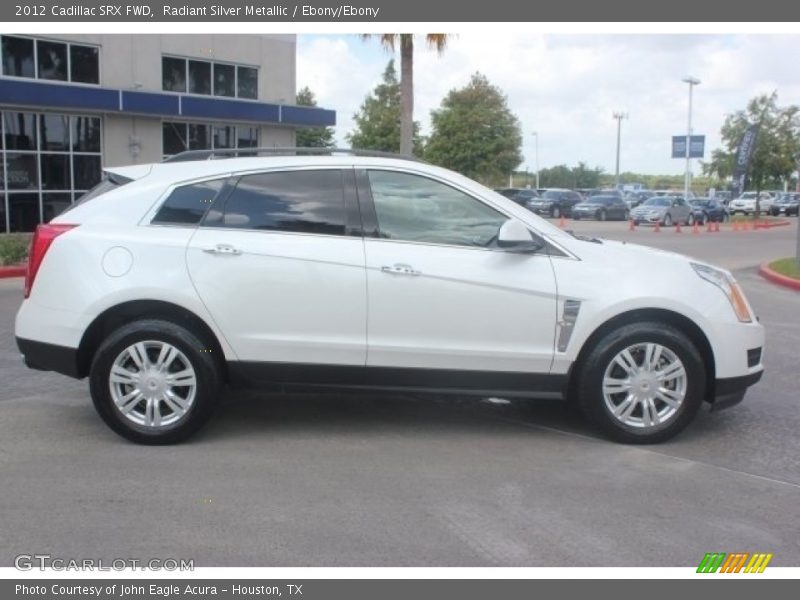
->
[612,112,628,190]
[682,77,701,199]
[531,131,540,189]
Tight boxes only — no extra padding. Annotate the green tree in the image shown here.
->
[295,86,335,148]
[425,73,523,185]
[572,162,604,189]
[538,165,575,189]
[704,93,800,213]
[361,34,449,155]
[347,60,422,153]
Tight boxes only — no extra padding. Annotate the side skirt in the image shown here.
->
[227,361,567,399]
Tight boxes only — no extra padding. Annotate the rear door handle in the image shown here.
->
[381,263,421,276]
[203,244,242,256]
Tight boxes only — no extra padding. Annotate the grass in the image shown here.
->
[769,258,800,280]
[0,233,31,266]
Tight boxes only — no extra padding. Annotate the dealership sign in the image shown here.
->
[672,135,705,158]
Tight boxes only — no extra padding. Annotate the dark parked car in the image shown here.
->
[494,187,539,206]
[588,189,624,200]
[525,188,583,218]
[769,193,800,216]
[624,190,653,209]
[689,198,729,224]
[571,195,629,221]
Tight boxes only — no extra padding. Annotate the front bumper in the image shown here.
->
[711,371,763,411]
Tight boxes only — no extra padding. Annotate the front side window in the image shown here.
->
[367,170,507,248]
[217,170,346,236]
[153,179,224,226]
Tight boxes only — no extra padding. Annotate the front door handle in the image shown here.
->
[381,263,421,276]
[203,244,242,256]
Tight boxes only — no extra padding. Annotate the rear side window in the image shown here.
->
[152,179,225,225]
[217,170,346,235]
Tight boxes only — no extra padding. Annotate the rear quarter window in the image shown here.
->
[152,179,225,225]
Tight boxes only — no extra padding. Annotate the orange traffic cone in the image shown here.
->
[733,220,740,232]
[742,220,750,231]
[654,220,661,233]
[706,220,713,233]
[714,221,720,233]
[692,220,700,234]
[675,221,682,233]
[559,215,566,229]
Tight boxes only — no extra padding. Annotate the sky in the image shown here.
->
[296,33,800,176]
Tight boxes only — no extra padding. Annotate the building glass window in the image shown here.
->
[1,36,34,78]
[70,45,99,84]
[36,40,68,81]
[0,110,103,233]
[163,121,259,158]
[162,55,258,100]
[162,56,186,92]
[188,60,211,95]
[237,66,258,99]
[1,36,99,84]
[213,63,235,97]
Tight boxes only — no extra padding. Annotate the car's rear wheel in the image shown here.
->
[89,319,222,444]
[686,213,694,226]
[598,209,607,221]
[663,213,673,227]
[552,205,561,219]
[576,322,706,444]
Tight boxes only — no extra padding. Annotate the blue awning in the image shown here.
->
[0,78,336,128]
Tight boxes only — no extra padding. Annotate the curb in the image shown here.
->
[758,262,800,292]
[0,264,26,279]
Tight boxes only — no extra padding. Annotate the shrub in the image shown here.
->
[0,233,31,266]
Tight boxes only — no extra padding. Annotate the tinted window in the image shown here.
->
[40,114,69,151]
[70,44,99,84]
[219,170,346,235]
[162,57,186,92]
[213,63,235,97]
[368,170,506,248]
[4,112,37,150]
[189,60,211,95]
[37,40,68,81]
[2,36,35,78]
[72,155,102,189]
[153,179,224,225]
[237,66,258,99]
[72,116,101,152]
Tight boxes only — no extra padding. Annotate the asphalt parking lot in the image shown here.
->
[1,220,798,567]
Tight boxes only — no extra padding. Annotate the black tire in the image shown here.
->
[598,209,607,221]
[686,213,694,226]
[552,205,561,219]
[575,321,706,444]
[89,319,222,444]
[699,213,707,226]
[663,213,673,227]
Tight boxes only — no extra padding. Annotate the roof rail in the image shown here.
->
[162,147,424,163]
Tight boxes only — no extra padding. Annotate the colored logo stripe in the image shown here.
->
[697,552,773,573]
[697,553,726,573]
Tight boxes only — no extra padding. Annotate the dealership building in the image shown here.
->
[0,34,335,233]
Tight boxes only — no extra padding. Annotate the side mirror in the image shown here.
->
[497,220,544,253]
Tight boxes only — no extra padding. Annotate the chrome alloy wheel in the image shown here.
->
[109,341,197,428]
[601,342,687,429]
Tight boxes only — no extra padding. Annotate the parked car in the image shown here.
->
[525,188,583,218]
[571,195,629,221]
[768,193,800,217]
[494,187,539,206]
[631,196,693,226]
[15,149,764,445]
[729,191,775,215]
[588,189,624,200]
[712,191,732,205]
[689,198,729,224]
[625,190,653,209]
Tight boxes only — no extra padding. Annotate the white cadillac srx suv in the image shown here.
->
[15,150,765,445]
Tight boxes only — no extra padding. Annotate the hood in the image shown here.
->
[632,204,666,213]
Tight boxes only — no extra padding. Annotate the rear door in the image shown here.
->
[186,168,367,366]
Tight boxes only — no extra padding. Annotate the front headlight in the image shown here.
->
[691,263,752,322]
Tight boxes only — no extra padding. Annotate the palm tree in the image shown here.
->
[361,34,449,156]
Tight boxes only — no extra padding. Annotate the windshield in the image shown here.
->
[643,197,670,207]
[542,191,561,199]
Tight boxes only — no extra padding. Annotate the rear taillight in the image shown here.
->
[24,224,77,299]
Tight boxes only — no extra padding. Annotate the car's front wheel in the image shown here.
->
[576,322,706,444]
[552,205,561,219]
[663,213,673,226]
[89,319,222,444]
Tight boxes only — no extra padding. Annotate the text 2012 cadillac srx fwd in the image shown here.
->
[15,150,764,444]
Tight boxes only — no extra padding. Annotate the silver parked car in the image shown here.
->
[631,196,694,226]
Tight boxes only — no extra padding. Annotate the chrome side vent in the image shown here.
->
[557,300,581,352]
